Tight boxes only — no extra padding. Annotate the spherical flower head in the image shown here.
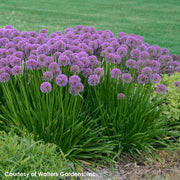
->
[160,55,173,64]
[110,41,119,50]
[161,48,169,55]
[150,73,161,84]
[37,54,48,65]
[29,31,38,38]
[54,52,61,61]
[126,59,136,68]
[139,51,149,61]
[113,55,121,64]
[56,74,68,86]
[10,56,22,67]
[104,46,115,54]
[88,75,100,86]
[105,53,115,63]
[58,55,70,66]
[126,36,136,48]
[117,32,126,39]
[80,57,90,67]
[75,25,83,34]
[130,49,140,60]
[156,84,167,95]
[117,93,126,100]
[40,82,52,93]
[37,44,48,55]
[0,38,9,47]
[0,72,10,83]
[137,60,144,69]
[116,47,128,57]
[69,75,81,86]
[173,81,180,89]
[40,29,48,34]
[69,82,84,96]
[42,71,53,81]
[88,41,98,50]
[82,68,92,78]
[70,65,81,74]
[21,31,30,39]
[85,47,93,55]
[26,59,37,69]
[141,67,152,76]
[94,67,104,77]
[101,32,110,41]
[0,59,9,68]
[111,68,122,79]
[147,45,158,57]
[150,60,160,72]
[11,66,23,76]
[137,74,149,84]
[121,73,132,83]
[48,62,59,72]
[44,56,54,68]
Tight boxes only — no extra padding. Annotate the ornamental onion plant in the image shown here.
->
[0,25,179,164]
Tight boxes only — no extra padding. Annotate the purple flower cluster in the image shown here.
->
[1,25,176,96]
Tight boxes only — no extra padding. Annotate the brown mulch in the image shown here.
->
[81,151,180,180]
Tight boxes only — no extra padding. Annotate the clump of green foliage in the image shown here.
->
[0,130,70,180]
[160,72,180,142]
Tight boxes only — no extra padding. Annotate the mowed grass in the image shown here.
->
[0,0,179,54]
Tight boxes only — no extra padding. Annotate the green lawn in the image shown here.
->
[0,0,179,54]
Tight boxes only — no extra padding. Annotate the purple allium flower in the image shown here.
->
[126,59,136,68]
[150,60,160,72]
[58,55,70,66]
[54,52,61,61]
[110,41,119,50]
[21,31,30,39]
[117,32,126,39]
[69,75,81,86]
[137,60,144,68]
[10,56,22,66]
[150,73,161,84]
[0,37,9,47]
[40,29,48,34]
[29,31,38,38]
[82,68,92,78]
[0,59,9,68]
[126,36,136,48]
[117,93,126,100]
[42,71,53,81]
[141,67,152,76]
[104,46,115,54]
[161,48,169,55]
[143,60,151,67]
[80,57,90,67]
[75,25,83,34]
[11,66,23,76]
[130,49,140,60]
[101,42,110,50]
[0,72,10,83]
[147,45,158,57]
[113,55,121,64]
[37,54,48,65]
[5,42,15,49]
[118,35,128,44]
[88,75,100,86]
[40,82,52,93]
[13,51,24,59]
[70,65,81,74]
[137,74,149,84]
[94,67,104,77]
[88,41,98,50]
[0,49,8,58]
[159,55,173,64]
[105,53,115,63]
[156,84,167,95]
[37,44,48,55]
[139,51,149,61]
[1,66,11,74]
[26,59,37,69]
[85,47,93,55]
[69,83,84,96]
[121,73,132,83]
[116,47,128,57]
[173,81,180,89]
[111,68,122,79]
[48,62,59,72]
[56,74,68,86]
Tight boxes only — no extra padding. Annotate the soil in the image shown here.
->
[81,151,180,180]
